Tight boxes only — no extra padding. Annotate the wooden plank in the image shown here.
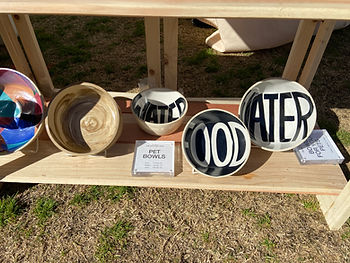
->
[0,139,346,195]
[0,14,33,79]
[319,182,350,230]
[317,194,337,214]
[11,14,56,98]
[282,19,318,81]
[0,97,346,195]
[144,17,161,88]
[164,17,178,90]
[1,1,350,20]
[298,20,336,89]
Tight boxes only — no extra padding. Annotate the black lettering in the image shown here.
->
[145,104,158,123]
[264,93,278,142]
[140,101,150,120]
[157,105,168,123]
[279,92,295,142]
[175,97,186,116]
[168,103,176,122]
[242,90,257,125]
[132,93,142,117]
[249,93,267,141]
[292,92,314,141]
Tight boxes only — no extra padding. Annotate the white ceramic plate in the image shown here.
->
[239,78,317,151]
[182,109,251,177]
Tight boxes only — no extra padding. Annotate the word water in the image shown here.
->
[133,93,186,124]
[240,90,316,150]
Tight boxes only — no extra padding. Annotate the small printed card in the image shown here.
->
[132,140,175,176]
[294,129,345,165]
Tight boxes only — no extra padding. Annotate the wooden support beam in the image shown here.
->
[317,181,350,230]
[144,17,161,89]
[164,17,178,90]
[0,14,33,80]
[299,20,336,89]
[282,19,318,81]
[11,14,56,98]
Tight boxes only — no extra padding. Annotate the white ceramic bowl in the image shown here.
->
[131,88,188,136]
[239,78,316,151]
[182,109,251,178]
[46,82,122,155]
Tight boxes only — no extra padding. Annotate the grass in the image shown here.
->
[136,65,147,78]
[71,186,135,206]
[317,118,350,146]
[71,185,105,206]
[337,129,350,147]
[257,213,271,228]
[186,49,214,65]
[242,208,257,218]
[261,238,278,262]
[301,199,319,211]
[34,197,57,225]
[84,17,114,33]
[107,186,135,202]
[201,231,210,243]
[132,20,145,37]
[95,220,133,262]
[0,195,21,227]
[242,208,271,228]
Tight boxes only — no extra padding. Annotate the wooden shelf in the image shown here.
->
[0,139,346,195]
[0,96,346,195]
[2,0,350,20]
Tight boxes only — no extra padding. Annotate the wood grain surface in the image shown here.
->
[1,0,350,20]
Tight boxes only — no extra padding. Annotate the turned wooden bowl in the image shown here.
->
[46,83,122,155]
[131,88,188,136]
[0,68,45,154]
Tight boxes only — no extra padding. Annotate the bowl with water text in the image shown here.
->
[131,88,188,136]
[239,78,316,151]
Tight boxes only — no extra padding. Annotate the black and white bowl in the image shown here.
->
[239,78,317,151]
[131,88,188,136]
[182,109,251,178]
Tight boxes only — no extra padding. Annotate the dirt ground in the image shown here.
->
[0,16,349,262]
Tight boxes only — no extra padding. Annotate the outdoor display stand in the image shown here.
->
[0,0,349,231]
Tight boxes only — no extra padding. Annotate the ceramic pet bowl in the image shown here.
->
[239,78,316,151]
[182,109,251,178]
[131,88,188,136]
[46,83,122,155]
[0,68,45,154]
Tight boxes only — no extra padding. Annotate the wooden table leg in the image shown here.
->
[317,180,350,230]
[0,14,34,80]
[145,17,161,89]
[164,17,178,90]
[283,19,318,81]
[299,20,336,89]
[11,14,56,99]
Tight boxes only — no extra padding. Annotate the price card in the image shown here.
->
[132,140,175,176]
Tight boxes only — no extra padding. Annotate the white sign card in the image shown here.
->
[294,129,344,164]
[132,140,175,176]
